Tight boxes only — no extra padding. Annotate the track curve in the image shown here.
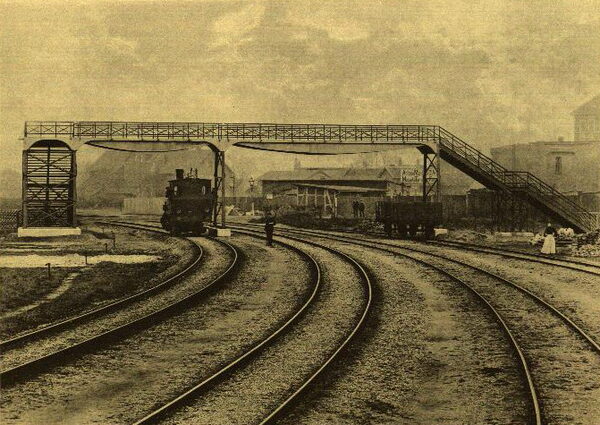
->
[1,223,239,388]
[0,223,203,350]
[231,223,543,425]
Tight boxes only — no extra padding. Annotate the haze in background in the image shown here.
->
[1,0,599,186]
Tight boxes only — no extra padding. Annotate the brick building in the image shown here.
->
[574,94,600,142]
[490,94,600,214]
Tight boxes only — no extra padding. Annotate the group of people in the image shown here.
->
[352,200,366,218]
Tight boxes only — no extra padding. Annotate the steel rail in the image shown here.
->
[236,221,600,276]
[230,223,541,425]
[428,239,600,275]
[256,230,373,425]
[251,224,600,354]
[130,228,324,425]
[0,225,239,388]
[0,223,203,350]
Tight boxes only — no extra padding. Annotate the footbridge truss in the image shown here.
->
[22,121,597,233]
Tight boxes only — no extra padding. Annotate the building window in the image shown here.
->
[555,156,562,175]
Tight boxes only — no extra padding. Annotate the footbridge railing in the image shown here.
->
[25,121,443,144]
[438,127,596,232]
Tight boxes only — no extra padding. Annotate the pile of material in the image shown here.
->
[529,234,545,245]
[572,229,600,257]
[557,227,575,238]
[529,227,576,247]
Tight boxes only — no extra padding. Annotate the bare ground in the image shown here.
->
[0,224,194,339]
[162,234,366,425]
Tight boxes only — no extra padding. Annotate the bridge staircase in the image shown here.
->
[437,128,596,233]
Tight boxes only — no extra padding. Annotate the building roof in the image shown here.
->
[295,183,386,193]
[573,94,600,115]
[490,139,600,152]
[259,166,410,182]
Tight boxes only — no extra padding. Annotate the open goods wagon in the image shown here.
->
[376,200,443,239]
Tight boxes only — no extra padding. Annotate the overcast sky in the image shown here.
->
[1,0,599,176]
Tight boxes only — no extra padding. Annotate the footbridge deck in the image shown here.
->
[24,121,441,154]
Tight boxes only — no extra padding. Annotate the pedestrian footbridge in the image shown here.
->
[21,121,596,233]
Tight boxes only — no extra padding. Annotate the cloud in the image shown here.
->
[1,0,599,174]
[212,2,266,46]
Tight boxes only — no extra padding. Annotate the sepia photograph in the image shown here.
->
[1,0,599,424]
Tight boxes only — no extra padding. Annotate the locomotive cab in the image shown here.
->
[160,169,213,235]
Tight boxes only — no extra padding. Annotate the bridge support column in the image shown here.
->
[19,140,80,237]
[422,150,440,202]
[212,149,227,229]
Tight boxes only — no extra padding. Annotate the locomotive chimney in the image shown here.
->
[175,169,184,180]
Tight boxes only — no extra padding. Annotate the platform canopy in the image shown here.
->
[295,183,386,193]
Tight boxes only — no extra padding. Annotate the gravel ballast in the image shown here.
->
[275,235,529,425]
[1,236,214,370]
[403,249,600,425]
[160,234,367,425]
[295,231,600,425]
[386,239,600,341]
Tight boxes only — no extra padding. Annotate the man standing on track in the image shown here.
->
[265,211,276,247]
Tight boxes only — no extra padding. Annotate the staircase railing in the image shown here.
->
[503,171,596,230]
[438,127,596,231]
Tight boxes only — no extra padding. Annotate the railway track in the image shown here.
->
[111,224,373,425]
[0,224,203,350]
[301,226,600,276]
[429,239,600,276]
[121,216,600,275]
[233,223,600,424]
[243,224,599,349]
[0,222,240,388]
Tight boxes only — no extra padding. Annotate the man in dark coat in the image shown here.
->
[265,211,276,246]
[358,200,365,218]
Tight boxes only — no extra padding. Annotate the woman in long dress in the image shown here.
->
[541,223,557,254]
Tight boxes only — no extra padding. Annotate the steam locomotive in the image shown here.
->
[160,169,213,235]
[376,199,443,239]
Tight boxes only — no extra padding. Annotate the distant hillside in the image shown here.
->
[0,169,21,200]
[79,147,233,207]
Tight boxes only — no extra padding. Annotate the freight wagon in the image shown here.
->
[375,200,443,239]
